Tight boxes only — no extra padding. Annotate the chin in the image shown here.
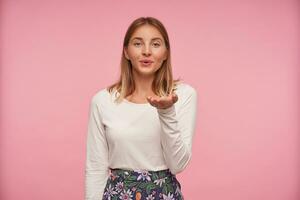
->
[134,68,155,76]
[139,70,155,76]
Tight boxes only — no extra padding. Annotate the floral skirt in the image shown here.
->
[102,168,184,200]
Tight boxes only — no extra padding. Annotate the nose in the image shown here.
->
[142,44,152,56]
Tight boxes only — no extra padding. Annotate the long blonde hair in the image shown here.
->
[107,16,181,104]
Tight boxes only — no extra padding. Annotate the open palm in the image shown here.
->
[146,93,178,109]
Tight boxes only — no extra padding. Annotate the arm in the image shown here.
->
[157,87,197,175]
[85,96,109,200]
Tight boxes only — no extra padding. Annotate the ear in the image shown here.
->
[124,47,129,60]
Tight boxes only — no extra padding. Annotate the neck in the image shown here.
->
[131,71,156,98]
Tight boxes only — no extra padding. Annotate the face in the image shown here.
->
[124,25,168,77]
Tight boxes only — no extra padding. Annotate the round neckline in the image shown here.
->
[113,90,150,106]
[123,98,150,106]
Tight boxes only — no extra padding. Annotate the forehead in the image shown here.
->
[130,25,164,41]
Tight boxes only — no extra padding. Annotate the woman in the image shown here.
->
[85,16,197,200]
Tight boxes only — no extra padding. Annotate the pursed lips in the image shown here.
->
[140,59,154,63]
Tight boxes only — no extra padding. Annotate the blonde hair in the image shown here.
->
[107,16,181,103]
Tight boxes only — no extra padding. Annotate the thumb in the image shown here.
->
[172,93,178,103]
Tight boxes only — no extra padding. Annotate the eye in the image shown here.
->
[153,43,161,47]
[133,42,141,46]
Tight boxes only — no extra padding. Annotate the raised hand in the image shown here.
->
[146,92,178,109]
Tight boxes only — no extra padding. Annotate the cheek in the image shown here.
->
[127,48,140,59]
[154,49,167,59]
[155,53,166,62]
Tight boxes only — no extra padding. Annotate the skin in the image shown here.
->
[124,24,178,109]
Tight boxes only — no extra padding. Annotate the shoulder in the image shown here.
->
[175,81,197,97]
[173,81,197,108]
[90,87,113,107]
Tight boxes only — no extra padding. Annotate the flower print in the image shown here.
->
[110,173,119,181]
[175,185,181,196]
[119,189,133,200]
[154,177,167,187]
[159,193,163,198]
[162,192,175,200]
[115,181,124,193]
[134,170,152,181]
[103,184,118,200]
[146,194,155,200]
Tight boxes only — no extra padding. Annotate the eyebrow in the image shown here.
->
[131,37,163,41]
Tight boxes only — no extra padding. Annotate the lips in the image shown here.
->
[140,59,153,64]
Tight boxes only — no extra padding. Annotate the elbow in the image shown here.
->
[169,151,192,175]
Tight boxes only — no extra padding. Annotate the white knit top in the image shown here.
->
[85,82,197,200]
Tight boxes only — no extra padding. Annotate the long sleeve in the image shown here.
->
[85,97,110,200]
[157,87,197,175]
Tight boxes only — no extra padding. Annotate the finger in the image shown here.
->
[147,96,157,106]
[152,98,159,104]
[149,95,157,100]
[173,93,177,99]
[172,93,178,103]
[147,97,156,107]
[146,97,151,104]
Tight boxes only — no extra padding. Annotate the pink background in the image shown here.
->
[1,0,299,200]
